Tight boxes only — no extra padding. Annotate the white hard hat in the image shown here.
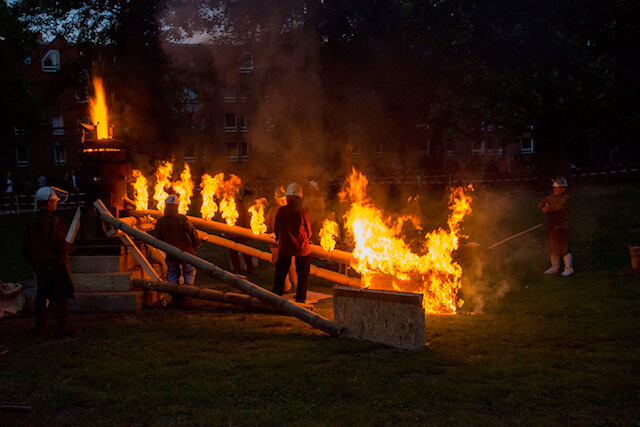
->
[165,194,179,204]
[35,186,67,202]
[286,182,303,198]
[552,176,568,188]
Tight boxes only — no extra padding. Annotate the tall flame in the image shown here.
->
[89,77,110,139]
[340,168,473,314]
[220,174,241,226]
[320,219,340,252]
[153,161,173,213]
[200,173,224,220]
[249,198,267,235]
[172,163,194,215]
[131,170,149,210]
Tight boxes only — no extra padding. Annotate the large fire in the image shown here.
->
[131,169,149,210]
[89,77,110,140]
[340,168,473,314]
[248,198,268,235]
[130,165,472,313]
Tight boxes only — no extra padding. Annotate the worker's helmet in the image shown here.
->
[274,186,286,199]
[285,182,303,198]
[35,186,68,202]
[165,194,179,205]
[551,176,568,188]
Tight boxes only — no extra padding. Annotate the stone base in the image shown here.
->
[333,285,426,350]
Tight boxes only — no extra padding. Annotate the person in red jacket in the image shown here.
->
[273,182,312,303]
[538,176,573,276]
[155,194,201,289]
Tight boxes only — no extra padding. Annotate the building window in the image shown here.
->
[184,143,196,162]
[42,50,61,72]
[54,143,66,164]
[223,87,236,102]
[16,147,29,167]
[224,114,237,132]
[520,125,534,154]
[239,53,253,73]
[238,89,248,103]
[52,115,65,135]
[13,126,26,136]
[444,139,454,155]
[376,142,383,158]
[226,142,248,161]
[472,139,485,154]
[239,115,248,132]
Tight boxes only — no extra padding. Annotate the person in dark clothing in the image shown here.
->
[273,182,312,303]
[538,176,573,276]
[155,194,201,292]
[22,186,76,335]
[266,185,297,292]
[228,189,256,276]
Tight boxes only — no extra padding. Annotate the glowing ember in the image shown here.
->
[153,161,173,213]
[248,198,268,235]
[172,163,194,215]
[220,174,241,226]
[340,168,473,314]
[200,173,224,220]
[131,169,149,210]
[89,77,110,140]
[319,219,340,252]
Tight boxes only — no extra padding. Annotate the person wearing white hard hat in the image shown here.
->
[273,182,312,303]
[155,194,201,304]
[538,176,573,276]
[265,185,297,293]
[22,186,77,336]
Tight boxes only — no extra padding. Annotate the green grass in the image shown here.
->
[1,183,639,425]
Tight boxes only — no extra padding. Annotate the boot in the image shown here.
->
[544,255,561,274]
[561,253,574,276]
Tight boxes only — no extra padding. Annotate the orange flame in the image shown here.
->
[172,163,194,215]
[200,173,224,220]
[319,219,340,252]
[340,168,473,314]
[220,174,241,226]
[153,161,173,213]
[248,198,268,235]
[131,170,149,210]
[89,77,110,139]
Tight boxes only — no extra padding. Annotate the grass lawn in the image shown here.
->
[1,182,639,425]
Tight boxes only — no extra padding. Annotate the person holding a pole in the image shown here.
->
[538,176,573,276]
[155,194,201,303]
[273,182,312,303]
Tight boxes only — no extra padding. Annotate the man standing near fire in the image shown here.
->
[156,194,201,304]
[273,182,312,303]
[266,185,297,293]
[22,186,77,336]
[538,176,574,276]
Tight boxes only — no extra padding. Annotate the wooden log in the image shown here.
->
[134,209,355,266]
[196,230,362,288]
[95,200,344,336]
[132,279,276,311]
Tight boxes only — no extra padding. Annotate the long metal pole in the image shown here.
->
[96,200,344,336]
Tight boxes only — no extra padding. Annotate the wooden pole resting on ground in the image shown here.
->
[132,279,276,311]
[95,200,344,336]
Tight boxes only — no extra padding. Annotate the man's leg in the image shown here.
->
[273,255,292,296]
[166,259,181,284]
[182,263,196,286]
[294,255,311,303]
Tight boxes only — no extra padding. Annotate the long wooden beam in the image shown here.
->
[95,200,344,336]
[133,209,355,265]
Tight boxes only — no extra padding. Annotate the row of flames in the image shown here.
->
[130,163,473,314]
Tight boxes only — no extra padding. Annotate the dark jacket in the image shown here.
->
[274,198,312,257]
[538,193,570,255]
[155,212,201,260]
[22,209,72,270]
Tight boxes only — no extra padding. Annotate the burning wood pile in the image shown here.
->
[125,163,473,315]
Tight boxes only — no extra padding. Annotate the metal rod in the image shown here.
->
[487,223,543,249]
